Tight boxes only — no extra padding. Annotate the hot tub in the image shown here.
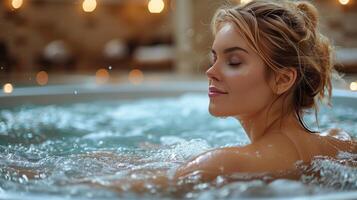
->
[0,81,356,200]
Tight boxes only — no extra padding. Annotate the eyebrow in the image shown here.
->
[211,46,249,55]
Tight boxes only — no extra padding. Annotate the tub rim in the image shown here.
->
[0,81,356,108]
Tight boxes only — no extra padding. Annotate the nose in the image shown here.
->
[206,64,220,82]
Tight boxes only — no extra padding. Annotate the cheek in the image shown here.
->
[226,70,274,113]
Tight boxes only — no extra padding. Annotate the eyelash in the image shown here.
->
[209,54,242,68]
[228,62,241,68]
[209,60,242,68]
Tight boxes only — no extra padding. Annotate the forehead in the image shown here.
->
[212,23,250,53]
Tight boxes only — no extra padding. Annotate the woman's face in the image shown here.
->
[206,23,276,118]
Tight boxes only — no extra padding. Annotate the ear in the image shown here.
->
[272,68,297,95]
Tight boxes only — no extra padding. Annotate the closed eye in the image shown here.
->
[228,62,241,68]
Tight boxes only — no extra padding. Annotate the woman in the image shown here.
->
[174,0,357,183]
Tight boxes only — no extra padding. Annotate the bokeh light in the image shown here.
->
[3,83,13,94]
[148,0,165,14]
[82,0,97,13]
[36,71,49,86]
[350,81,357,91]
[11,0,23,9]
[240,0,252,4]
[128,69,144,85]
[339,0,350,5]
[96,68,110,84]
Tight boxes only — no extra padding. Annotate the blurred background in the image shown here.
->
[0,0,357,93]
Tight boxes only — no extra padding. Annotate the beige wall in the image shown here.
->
[186,0,357,74]
[0,1,172,73]
[315,0,357,48]
[173,0,226,75]
[1,0,356,75]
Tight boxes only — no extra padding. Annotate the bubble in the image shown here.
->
[22,174,28,182]
[27,133,33,139]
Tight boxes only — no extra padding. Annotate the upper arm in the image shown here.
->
[174,147,261,182]
[323,128,353,141]
[174,143,301,183]
[322,134,357,154]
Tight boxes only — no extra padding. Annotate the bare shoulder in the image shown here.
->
[318,128,357,153]
[320,128,353,141]
[174,134,301,182]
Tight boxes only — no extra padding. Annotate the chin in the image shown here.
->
[208,102,243,118]
[208,105,229,117]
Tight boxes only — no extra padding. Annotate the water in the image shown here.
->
[0,93,356,199]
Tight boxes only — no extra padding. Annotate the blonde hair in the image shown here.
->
[212,0,340,132]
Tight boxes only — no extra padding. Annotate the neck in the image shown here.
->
[235,99,306,143]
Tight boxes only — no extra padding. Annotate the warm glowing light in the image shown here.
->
[148,0,165,14]
[240,0,252,4]
[350,82,357,91]
[11,0,23,9]
[82,0,97,13]
[3,83,13,94]
[339,0,350,5]
[128,69,144,85]
[96,68,110,84]
[36,71,49,86]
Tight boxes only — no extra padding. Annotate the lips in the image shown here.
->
[209,86,228,94]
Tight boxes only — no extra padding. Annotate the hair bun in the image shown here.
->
[296,1,318,30]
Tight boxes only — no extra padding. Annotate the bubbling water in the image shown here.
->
[0,94,356,199]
